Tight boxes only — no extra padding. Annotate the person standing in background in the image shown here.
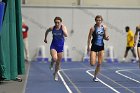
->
[44,17,68,81]
[22,20,29,62]
[123,26,136,62]
[87,15,109,82]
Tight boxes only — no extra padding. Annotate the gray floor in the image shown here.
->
[0,62,29,93]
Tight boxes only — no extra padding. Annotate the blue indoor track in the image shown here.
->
[25,61,140,93]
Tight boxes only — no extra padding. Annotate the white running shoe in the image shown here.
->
[93,77,99,82]
[122,58,126,62]
[49,65,53,70]
[54,73,58,81]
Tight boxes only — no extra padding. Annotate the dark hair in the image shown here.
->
[54,16,62,22]
[125,26,130,30]
[95,15,103,21]
[136,26,140,31]
[125,26,130,32]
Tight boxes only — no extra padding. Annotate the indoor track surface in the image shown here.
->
[25,61,140,93]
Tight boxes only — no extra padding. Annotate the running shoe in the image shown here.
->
[93,77,99,82]
[53,73,58,81]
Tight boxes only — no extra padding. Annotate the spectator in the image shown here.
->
[123,26,136,62]
[22,20,29,62]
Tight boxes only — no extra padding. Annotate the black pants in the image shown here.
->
[124,47,136,58]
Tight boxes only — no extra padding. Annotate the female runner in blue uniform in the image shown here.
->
[134,25,140,68]
[87,15,109,82]
[44,17,68,81]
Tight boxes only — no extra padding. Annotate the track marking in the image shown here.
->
[116,69,140,84]
[76,86,140,89]
[99,73,135,93]
[58,68,87,93]
[86,70,120,93]
[58,70,73,93]
[126,70,140,77]
[60,70,82,93]
[58,62,139,93]
[82,62,136,93]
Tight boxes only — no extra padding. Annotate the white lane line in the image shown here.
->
[58,68,87,93]
[99,73,135,93]
[75,86,140,89]
[60,68,88,71]
[127,70,140,77]
[116,69,140,84]
[86,70,120,93]
[60,70,82,93]
[58,70,73,93]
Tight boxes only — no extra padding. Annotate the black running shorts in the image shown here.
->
[91,44,104,52]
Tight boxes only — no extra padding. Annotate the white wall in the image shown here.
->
[83,0,140,7]
[21,6,140,61]
[26,0,78,6]
[25,0,140,7]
